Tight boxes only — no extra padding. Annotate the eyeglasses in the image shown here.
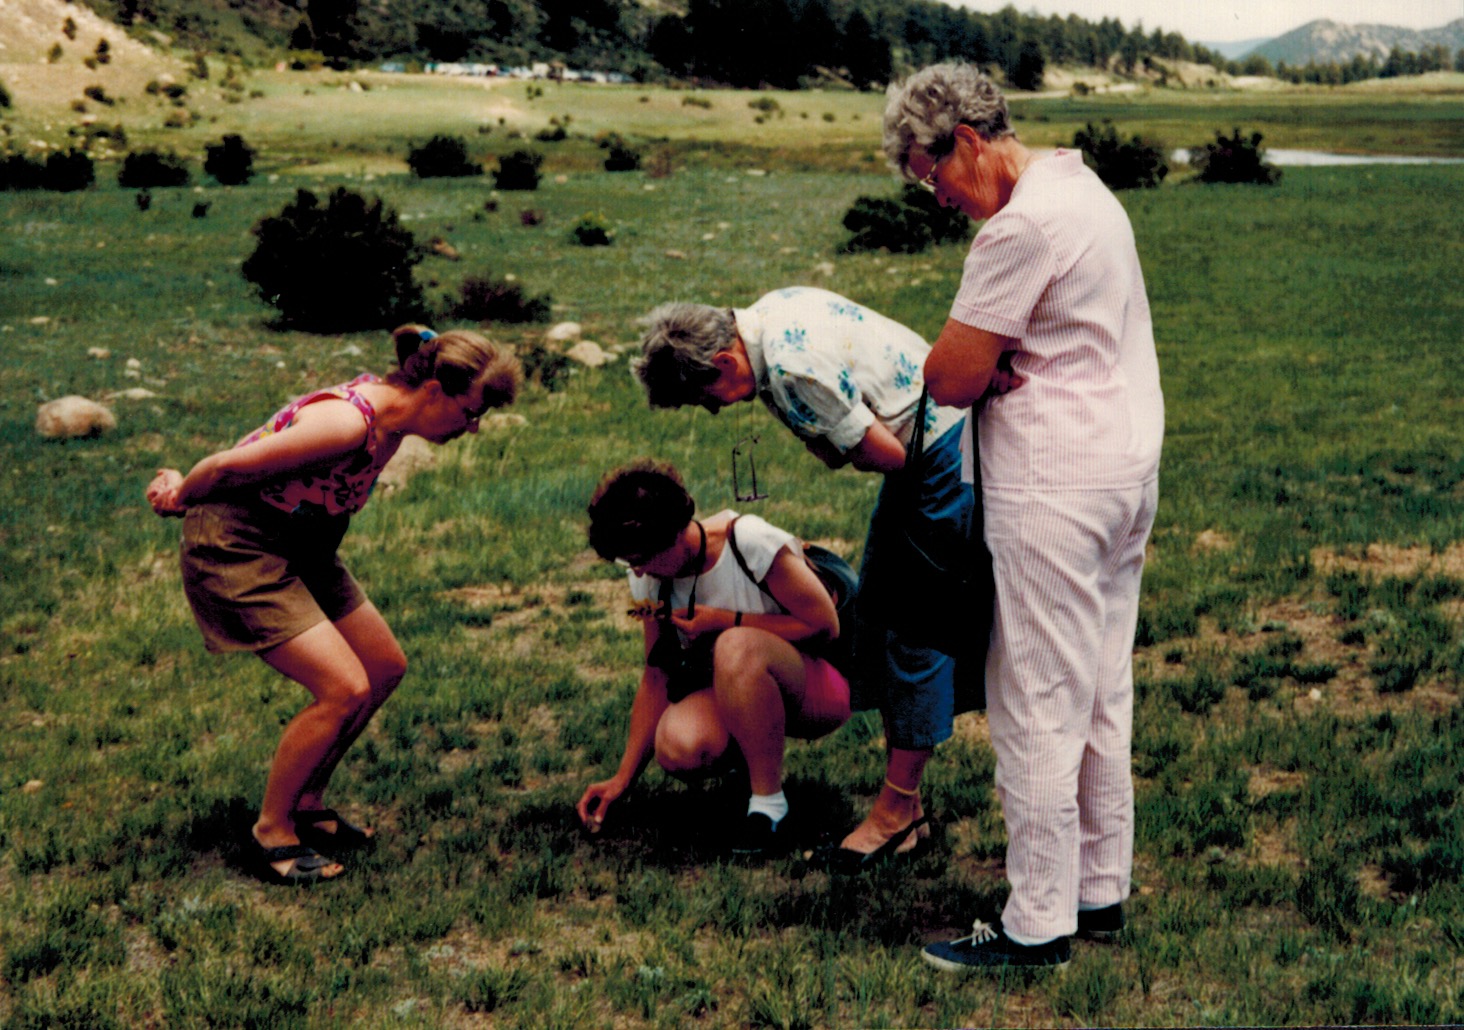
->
[917,142,954,193]
[455,391,492,423]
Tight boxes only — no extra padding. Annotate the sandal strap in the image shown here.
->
[291,808,342,825]
[256,842,323,863]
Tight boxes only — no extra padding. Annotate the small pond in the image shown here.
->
[1172,148,1464,166]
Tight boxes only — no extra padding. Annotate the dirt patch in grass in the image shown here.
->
[1247,766,1306,799]
[1139,591,1459,721]
[1250,821,1304,872]
[1313,541,1464,579]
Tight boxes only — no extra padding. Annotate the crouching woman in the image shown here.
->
[577,460,851,856]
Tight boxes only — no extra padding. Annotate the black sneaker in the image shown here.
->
[728,812,789,857]
[922,920,1071,972]
[1076,903,1125,942]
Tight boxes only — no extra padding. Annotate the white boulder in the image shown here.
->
[545,322,582,343]
[36,396,117,439]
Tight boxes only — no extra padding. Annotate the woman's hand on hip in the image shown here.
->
[146,468,187,517]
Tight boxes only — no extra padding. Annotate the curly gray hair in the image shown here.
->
[882,63,1014,180]
[632,302,738,409]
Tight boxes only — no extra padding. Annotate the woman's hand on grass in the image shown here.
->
[577,778,625,834]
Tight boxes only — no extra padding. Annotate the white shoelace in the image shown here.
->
[967,919,1000,944]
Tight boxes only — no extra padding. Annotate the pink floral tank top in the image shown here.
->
[238,374,391,516]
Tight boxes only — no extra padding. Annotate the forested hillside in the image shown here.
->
[72,0,1232,90]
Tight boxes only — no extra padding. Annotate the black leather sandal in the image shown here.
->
[292,808,376,853]
[250,839,342,885]
[804,815,931,874]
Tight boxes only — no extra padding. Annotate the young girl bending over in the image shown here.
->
[146,325,521,884]
[577,460,852,856]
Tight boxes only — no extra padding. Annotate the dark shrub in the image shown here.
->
[242,187,425,332]
[600,133,642,172]
[82,84,114,106]
[0,152,43,191]
[569,213,614,247]
[448,273,552,324]
[494,149,542,191]
[406,134,482,179]
[520,341,571,392]
[1191,128,1282,185]
[204,133,255,185]
[1073,120,1168,190]
[841,184,970,253]
[41,148,94,192]
[1,78,12,108]
[117,148,191,188]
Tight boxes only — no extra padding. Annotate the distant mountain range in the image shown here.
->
[1242,18,1464,65]
[1199,38,1270,61]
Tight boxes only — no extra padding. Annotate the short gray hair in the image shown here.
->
[633,302,737,409]
[882,63,1013,180]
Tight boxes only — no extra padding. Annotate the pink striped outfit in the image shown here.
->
[951,150,1164,944]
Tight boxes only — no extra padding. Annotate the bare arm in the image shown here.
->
[924,317,1014,409]
[146,399,370,516]
[670,544,839,644]
[576,619,673,831]
[803,420,907,474]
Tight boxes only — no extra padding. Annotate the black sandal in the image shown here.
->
[805,816,931,874]
[250,840,342,885]
[292,808,376,853]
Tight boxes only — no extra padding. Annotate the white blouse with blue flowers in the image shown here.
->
[734,287,964,455]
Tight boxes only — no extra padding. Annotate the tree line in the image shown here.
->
[76,0,1464,91]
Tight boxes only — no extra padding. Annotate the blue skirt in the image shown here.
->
[849,421,986,750]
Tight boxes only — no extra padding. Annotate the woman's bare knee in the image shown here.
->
[655,714,726,774]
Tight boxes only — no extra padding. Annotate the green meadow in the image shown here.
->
[1,77,1462,1027]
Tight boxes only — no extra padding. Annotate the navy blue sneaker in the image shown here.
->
[1076,903,1125,942]
[922,920,1070,972]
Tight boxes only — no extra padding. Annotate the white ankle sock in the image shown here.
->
[746,790,789,828]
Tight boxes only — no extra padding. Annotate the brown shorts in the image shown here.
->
[180,502,367,654]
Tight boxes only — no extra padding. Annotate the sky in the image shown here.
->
[951,0,1464,43]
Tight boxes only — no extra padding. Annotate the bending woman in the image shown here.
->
[146,325,521,884]
[576,460,851,856]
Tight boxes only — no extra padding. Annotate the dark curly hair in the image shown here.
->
[586,459,696,563]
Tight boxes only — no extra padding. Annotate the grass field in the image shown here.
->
[1,74,1463,1028]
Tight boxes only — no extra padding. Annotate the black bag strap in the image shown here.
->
[726,515,798,614]
[903,386,931,514]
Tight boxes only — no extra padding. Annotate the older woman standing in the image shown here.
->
[883,64,1164,969]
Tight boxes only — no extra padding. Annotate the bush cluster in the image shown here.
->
[407,134,482,179]
[203,134,255,185]
[242,187,426,332]
[118,148,191,189]
[494,149,543,191]
[0,149,95,192]
[600,133,642,173]
[569,213,614,247]
[1073,120,1169,190]
[840,184,970,253]
[519,341,571,392]
[447,274,552,324]
[1192,128,1282,185]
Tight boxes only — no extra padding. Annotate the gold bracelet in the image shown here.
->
[884,777,919,798]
